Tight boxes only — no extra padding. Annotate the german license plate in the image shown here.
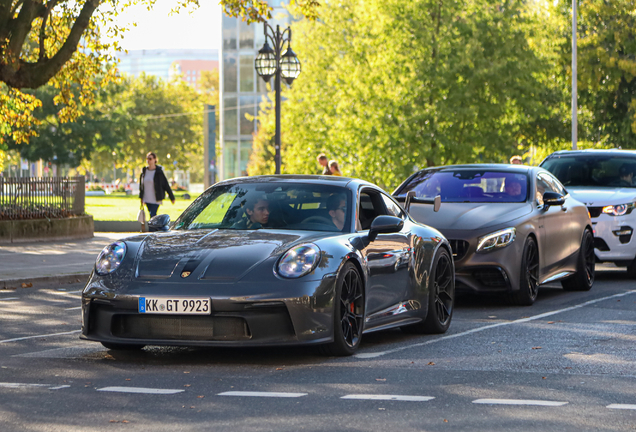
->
[138,297,211,315]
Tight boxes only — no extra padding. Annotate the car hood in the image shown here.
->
[131,229,320,281]
[409,202,532,231]
[566,187,636,207]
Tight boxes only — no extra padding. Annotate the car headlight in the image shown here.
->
[602,202,635,216]
[95,241,127,275]
[476,228,516,253]
[277,244,321,278]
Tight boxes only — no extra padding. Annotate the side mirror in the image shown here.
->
[148,214,171,232]
[543,191,565,207]
[368,215,404,242]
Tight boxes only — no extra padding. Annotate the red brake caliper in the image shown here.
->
[350,303,354,313]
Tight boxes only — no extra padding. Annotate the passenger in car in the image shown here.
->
[504,179,523,197]
[232,195,270,229]
[327,193,347,231]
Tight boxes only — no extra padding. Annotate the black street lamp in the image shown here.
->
[254,23,301,174]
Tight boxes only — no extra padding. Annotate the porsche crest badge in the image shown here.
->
[181,271,191,278]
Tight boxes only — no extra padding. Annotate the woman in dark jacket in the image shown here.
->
[139,152,175,218]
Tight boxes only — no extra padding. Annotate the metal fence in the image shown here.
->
[0,177,85,220]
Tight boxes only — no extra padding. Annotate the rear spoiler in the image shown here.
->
[394,192,441,213]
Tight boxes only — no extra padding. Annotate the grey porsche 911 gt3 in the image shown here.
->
[81,175,455,356]
[393,164,595,306]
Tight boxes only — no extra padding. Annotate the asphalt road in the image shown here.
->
[0,267,635,432]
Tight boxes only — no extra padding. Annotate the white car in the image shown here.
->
[541,149,636,277]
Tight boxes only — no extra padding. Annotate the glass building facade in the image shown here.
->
[219,5,291,180]
[117,49,219,80]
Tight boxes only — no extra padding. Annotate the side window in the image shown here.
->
[545,173,566,196]
[358,190,386,230]
[381,194,405,219]
[536,174,556,206]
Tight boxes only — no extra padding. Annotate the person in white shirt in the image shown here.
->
[139,152,175,218]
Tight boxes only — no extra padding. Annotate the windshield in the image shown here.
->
[173,182,352,232]
[541,155,636,188]
[395,170,528,203]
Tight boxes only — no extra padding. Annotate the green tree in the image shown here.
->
[275,0,566,189]
[553,0,636,148]
[0,0,319,148]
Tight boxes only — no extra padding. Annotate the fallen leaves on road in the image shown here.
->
[276,367,284,371]
[444,419,448,423]
[375,378,386,382]
[532,347,542,350]
[184,384,191,387]
[547,321,555,324]
[125,379,131,381]
[21,282,32,288]
[184,371,190,374]
[197,395,205,399]
[109,420,130,423]
[427,362,435,366]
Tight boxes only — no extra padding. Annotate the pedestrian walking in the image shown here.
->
[317,153,331,175]
[139,152,175,218]
[329,160,343,176]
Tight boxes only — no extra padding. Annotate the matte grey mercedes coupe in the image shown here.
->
[81,175,455,356]
[393,164,595,306]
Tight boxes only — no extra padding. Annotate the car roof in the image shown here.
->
[544,149,636,159]
[421,163,535,174]
[213,175,379,191]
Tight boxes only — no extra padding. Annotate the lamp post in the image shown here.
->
[254,22,301,174]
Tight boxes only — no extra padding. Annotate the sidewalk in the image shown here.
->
[0,233,132,289]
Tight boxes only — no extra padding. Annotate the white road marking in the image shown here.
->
[97,387,184,395]
[0,330,80,344]
[341,394,434,402]
[355,290,636,359]
[0,383,51,388]
[65,306,82,311]
[48,385,71,390]
[218,391,307,398]
[473,399,568,407]
[607,404,636,410]
[0,298,19,301]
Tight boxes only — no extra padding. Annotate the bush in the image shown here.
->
[88,185,104,192]
[116,185,126,193]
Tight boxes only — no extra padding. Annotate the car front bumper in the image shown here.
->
[591,213,636,263]
[80,275,338,348]
[443,232,525,295]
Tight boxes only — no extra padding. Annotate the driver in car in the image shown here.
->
[610,164,635,187]
[232,195,270,229]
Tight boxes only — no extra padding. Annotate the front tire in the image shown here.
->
[510,236,539,306]
[319,262,364,356]
[402,247,454,334]
[627,259,636,279]
[562,229,595,291]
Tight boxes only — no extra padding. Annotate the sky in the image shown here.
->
[106,0,222,51]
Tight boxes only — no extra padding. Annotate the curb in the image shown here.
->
[0,273,91,290]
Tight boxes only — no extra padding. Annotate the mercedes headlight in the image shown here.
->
[277,244,321,278]
[95,241,127,275]
[602,202,636,216]
[476,228,516,253]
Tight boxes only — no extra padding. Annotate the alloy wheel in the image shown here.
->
[433,253,454,326]
[339,267,364,348]
[524,240,539,299]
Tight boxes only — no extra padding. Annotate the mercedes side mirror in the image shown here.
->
[368,215,404,242]
[543,192,565,207]
[148,214,171,232]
